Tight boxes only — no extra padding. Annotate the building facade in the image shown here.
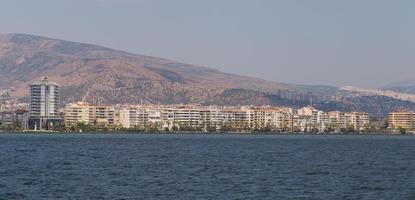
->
[30,77,60,118]
[64,102,116,127]
[29,77,61,129]
[62,103,371,133]
[388,110,415,130]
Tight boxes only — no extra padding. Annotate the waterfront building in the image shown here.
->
[248,107,291,131]
[64,102,94,126]
[388,110,415,130]
[317,111,331,132]
[29,77,62,129]
[295,106,319,131]
[292,115,308,132]
[0,110,29,130]
[119,106,150,129]
[16,110,29,130]
[161,107,201,129]
[118,106,151,130]
[0,112,14,126]
[64,102,115,127]
[222,108,250,131]
[297,106,319,124]
[199,107,224,131]
[266,110,287,130]
[29,77,60,118]
[249,108,267,129]
[328,111,348,130]
[345,112,369,131]
[94,105,115,125]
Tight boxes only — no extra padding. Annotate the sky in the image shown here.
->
[0,0,414,87]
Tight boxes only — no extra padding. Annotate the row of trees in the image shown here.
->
[0,119,398,134]
[0,121,21,132]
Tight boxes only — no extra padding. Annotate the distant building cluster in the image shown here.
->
[0,99,29,130]
[3,77,414,134]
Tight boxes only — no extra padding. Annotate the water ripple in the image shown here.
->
[0,134,414,199]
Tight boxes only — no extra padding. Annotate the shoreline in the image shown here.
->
[0,131,410,135]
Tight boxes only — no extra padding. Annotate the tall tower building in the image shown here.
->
[28,77,62,130]
[30,77,60,117]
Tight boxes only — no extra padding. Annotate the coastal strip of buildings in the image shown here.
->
[0,77,412,134]
[63,102,370,133]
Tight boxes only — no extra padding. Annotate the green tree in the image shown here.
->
[398,127,407,135]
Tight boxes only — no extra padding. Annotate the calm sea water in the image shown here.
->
[0,133,414,200]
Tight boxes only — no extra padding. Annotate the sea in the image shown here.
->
[0,133,414,200]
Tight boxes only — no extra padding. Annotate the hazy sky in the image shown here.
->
[1,0,414,87]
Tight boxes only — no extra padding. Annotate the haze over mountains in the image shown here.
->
[1,33,415,117]
[383,80,415,95]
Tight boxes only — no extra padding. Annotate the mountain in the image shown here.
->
[1,33,415,117]
[0,33,335,103]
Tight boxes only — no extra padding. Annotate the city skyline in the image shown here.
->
[0,76,373,133]
[2,1,414,199]
[1,0,415,87]
[3,76,414,134]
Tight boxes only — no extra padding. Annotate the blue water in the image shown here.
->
[0,134,415,200]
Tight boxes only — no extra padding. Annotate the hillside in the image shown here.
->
[341,86,415,103]
[383,80,415,95]
[0,33,336,104]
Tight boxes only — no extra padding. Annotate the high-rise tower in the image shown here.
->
[30,77,60,117]
[29,77,61,130]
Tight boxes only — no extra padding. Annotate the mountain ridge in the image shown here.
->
[383,80,415,95]
[0,33,335,102]
[0,33,335,88]
[0,33,334,103]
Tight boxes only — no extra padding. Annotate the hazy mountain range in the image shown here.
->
[1,33,415,117]
[383,80,415,95]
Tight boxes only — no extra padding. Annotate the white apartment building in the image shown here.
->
[317,111,331,131]
[119,107,149,129]
[64,102,115,127]
[199,107,224,129]
[345,112,369,131]
[388,110,415,130]
[297,106,319,124]
[222,108,250,129]
[161,107,200,127]
[293,106,319,131]
[64,102,92,126]
[119,106,201,130]
[328,111,348,130]
[272,111,290,130]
